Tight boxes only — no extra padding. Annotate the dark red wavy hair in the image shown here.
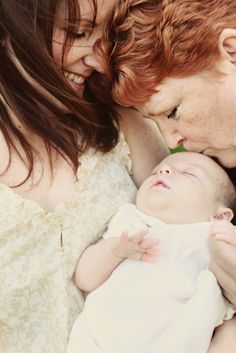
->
[97,0,236,106]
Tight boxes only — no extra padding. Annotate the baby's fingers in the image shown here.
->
[128,228,150,243]
[140,238,159,250]
[142,251,160,263]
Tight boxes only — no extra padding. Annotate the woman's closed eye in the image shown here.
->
[66,30,87,40]
[166,107,178,120]
[63,24,93,40]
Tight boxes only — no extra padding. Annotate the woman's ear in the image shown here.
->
[219,28,236,65]
[213,206,234,222]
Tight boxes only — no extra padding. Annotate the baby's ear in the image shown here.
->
[213,206,234,222]
[219,29,236,65]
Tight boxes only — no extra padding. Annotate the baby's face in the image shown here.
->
[136,152,231,224]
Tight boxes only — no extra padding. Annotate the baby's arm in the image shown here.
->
[74,229,159,292]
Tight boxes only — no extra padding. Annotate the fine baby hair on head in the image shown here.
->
[99,0,236,106]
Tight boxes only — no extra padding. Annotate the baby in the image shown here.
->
[67,152,236,353]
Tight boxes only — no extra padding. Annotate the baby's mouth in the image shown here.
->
[152,178,170,189]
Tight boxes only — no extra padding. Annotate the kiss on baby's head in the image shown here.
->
[136,152,236,224]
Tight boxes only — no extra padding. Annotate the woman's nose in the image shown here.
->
[164,131,186,149]
[83,54,104,73]
[156,119,186,149]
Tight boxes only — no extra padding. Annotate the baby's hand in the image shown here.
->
[110,229,160,262]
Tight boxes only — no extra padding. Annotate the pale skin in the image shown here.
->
[0,0,168,212]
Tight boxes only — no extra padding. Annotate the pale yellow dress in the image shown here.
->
[0,134,137,353]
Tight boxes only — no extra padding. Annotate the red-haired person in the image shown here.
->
[0,1,168,352]
[98,0,236,352]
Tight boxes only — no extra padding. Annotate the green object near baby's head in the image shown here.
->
[170,145,185,154]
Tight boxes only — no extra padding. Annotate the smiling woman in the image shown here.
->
[52,0,118,93]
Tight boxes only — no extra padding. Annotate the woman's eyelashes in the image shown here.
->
[65,29,87,39]
[166,107,178,120]
[71,31,86,39]
[63,25,92,40]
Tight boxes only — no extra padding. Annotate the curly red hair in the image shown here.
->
[98,0,236,106]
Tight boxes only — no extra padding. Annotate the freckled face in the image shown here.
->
[137,68,236,168]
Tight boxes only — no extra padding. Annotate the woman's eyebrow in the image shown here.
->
[147,111,161,117]
[65,18,98,28]
[146,108,169,117]
[145,102,176,117]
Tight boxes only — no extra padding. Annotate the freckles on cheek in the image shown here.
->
[182,111,206,135]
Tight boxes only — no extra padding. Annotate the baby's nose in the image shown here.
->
[158,164,172,175]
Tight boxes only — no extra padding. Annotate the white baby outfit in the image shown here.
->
[67,204,234,353]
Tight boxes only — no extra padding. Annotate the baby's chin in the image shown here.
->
[136,204,163,220]
[136,203,153,216]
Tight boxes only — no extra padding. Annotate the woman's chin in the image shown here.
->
[217,155,236,169]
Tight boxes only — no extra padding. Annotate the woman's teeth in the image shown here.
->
[64,72,85,84]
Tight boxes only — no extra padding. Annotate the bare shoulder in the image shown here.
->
[117,107,169,187]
